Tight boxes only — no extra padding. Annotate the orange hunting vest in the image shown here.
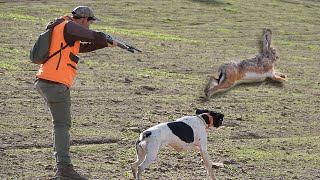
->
[36,21,80,87]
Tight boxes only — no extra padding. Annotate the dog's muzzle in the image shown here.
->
[213,115,223,127]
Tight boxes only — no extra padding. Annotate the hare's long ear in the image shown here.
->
[262,29,272,54]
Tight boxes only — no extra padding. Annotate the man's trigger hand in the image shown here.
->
[108,40,117,47]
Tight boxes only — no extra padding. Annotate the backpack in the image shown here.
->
[29,28,68,64]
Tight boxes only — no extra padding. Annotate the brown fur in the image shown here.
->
[205,29,287,98]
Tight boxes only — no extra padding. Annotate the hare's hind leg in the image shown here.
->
[205,77,236,98]
[272,72,287,82]
[204,66,239,98]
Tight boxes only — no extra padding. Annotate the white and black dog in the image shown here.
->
[131,109,224,180]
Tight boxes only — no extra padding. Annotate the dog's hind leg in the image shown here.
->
[137,142,161,180]
[199,142,216,180]
[131,140,146,180]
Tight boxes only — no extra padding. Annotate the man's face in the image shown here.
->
[78,17,94,29]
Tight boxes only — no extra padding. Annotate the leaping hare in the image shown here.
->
[204,29,287,98]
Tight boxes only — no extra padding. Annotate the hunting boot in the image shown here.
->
[54,164,87,180]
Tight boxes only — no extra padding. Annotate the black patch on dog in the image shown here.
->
[167,122,194,143]
[209,111,224,127]
[200,114,211,125]
[144,131,152,138]
[195,109,209,115]
[196,109,224,128]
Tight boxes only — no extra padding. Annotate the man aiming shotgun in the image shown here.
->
[33,6,140,179]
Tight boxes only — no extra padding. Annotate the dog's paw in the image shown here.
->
[212,162,224,169]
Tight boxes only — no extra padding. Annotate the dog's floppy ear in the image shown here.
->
[209,111,222,118]
[195,108,209,115]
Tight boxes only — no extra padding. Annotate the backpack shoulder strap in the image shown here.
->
[46,21,72,61]
[47,43,70,60]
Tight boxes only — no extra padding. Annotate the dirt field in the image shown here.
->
[1,0,320,179]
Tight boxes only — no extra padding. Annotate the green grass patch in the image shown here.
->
[81,59,99,67]
[0,62,21,71]
[0,47,32,72]
[137,68,196,79]
[142,94,195,106]
[217,27,231,33]
[0,122,39,134]
[72,143,118,153]
[0,47,28,55]
[307,44,320,51]
[72,127,120,138]
[277,40,320,52]
[5,147,51,154]
[268,136,320,149]
[0,12,43,22]
[5,143,118,155]
[121,129,139,142]
[234,147,319,164]
[234,148,274,161]
[232,136,320,164]
[94,25,202,43]
[277,40,296,46]
[222,7,238,13]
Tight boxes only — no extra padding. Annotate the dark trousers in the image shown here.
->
[34,79,72,168]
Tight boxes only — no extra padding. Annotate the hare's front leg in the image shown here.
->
[272,72,287,82]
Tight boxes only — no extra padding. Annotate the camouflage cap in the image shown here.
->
[71,6,100,21]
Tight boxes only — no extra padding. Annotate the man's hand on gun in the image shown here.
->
[107,40,118,48]
[104,33,142,53]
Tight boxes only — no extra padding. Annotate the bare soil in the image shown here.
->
[0,0,320,180]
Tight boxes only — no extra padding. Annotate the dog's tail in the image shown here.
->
[139,131,152,141]
[135,131,152,153]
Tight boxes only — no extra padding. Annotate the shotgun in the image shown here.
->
[105,33,142,53]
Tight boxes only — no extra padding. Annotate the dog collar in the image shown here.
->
[198,113,214,129]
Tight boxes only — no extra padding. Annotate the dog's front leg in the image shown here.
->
[199,144,216,180]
